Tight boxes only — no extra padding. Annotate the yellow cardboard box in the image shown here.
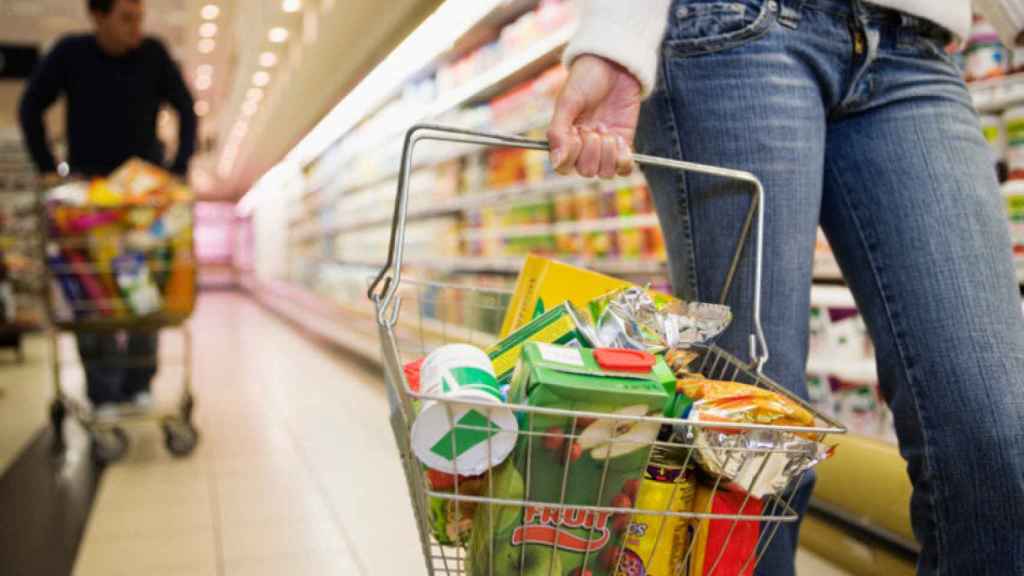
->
[499,255,635,338]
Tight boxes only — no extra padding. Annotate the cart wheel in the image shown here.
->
[91,427,129,464]
[49,399,66,451]
[162,419,199,458]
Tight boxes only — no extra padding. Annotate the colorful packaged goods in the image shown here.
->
[486,301,596,386]
[411,344,518,476]
[44,158,195,323]
[589,287,732,355]
[615,444,697,576]
[687,485,762,576]
[679,377,832,498]
[499,255,636,337]
[469,342,669,576]
[427,468,490,546]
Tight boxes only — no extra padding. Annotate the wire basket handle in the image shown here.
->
[369,124,770,372]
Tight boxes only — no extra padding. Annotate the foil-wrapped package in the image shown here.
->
[685,423,833,498]
[589,287,732,354]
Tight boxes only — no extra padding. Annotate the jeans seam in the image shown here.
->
[657,54,701,300]
[826,160,946,574]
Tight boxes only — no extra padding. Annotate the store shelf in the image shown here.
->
[242,275,382,363]
[331,254,666,276]
[811,434,917,554]
[294,173,647,240]
[807,356,878,384]
[970,72,1024,113]
[308,26,574,197]
[811,284,856,308]
[243,274,500,357]
[800,512,916,576]
[462,213,661,241]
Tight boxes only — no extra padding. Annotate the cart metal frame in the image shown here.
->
[37,182,200,463]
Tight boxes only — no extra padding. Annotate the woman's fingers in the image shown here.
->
[616,135,635,176]
[576,128,603,177]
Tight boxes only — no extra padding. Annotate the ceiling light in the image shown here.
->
[282,0,302,13]
[245,88,264,102]
[195,75,213,90]
[252,70,271,87]
[196,64,214,77]
[199,22,218,38]
[198,38,216,53]
[242,100,260,116]
[200,4,220,20]
[268,27,289,43]
[194,100,210,116]
[259,52,278,68]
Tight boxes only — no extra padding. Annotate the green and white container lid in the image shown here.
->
[412,344,518,475]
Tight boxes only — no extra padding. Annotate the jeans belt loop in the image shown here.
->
[777,0,803,30]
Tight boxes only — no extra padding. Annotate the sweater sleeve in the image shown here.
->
[562,0,673,98]
[18,38,69,174]
[154,40,198,177]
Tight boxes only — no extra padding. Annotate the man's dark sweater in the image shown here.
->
[18,34,197,177]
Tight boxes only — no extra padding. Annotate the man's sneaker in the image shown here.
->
[131,391,153,411]
[93,403,122,422]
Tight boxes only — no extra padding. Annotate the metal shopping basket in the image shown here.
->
[368,125,846,576]
[37,173,199,463]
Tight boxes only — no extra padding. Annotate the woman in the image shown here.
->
[547,1,1024,574]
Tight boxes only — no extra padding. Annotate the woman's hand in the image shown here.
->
[547,55,642,178]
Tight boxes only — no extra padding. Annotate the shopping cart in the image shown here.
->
[37,174,199,463]
[368,125,846,576]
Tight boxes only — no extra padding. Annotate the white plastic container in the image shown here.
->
[411,344,518,475]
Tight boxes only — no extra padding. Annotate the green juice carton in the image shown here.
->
[469,343,670,576]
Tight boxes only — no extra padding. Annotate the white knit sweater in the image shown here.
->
[564,1,975,96]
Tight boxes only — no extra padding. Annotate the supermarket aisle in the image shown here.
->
[72,292,424,575]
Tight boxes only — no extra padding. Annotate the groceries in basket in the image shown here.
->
[411,344,519,476]
[43,159,194,322]
[426,468,490,545]
[672,373,833,498]
[589,286,732,354]
[487,301,597,386]
[499,255,641,337]
[615,443,697,576]
[687,485,762,576]
[468,342,669,576]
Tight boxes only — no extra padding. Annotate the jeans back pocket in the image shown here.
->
[666,0,777,56]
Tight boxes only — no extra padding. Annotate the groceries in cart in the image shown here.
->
[42,158,195,323]
[402,257,836,575]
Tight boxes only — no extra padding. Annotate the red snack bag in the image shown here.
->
[689,486,762,576]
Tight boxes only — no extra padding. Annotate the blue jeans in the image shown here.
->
[78,331,158,405]
[636,0,1024,574]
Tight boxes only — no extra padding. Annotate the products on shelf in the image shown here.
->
[44,160,195,322]
[1002,179,1024,281]
[965,15,1009,82]
[1004,106,1024,180]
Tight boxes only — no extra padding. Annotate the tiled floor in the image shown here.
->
[0,291,851,575]
[0,335,50,475]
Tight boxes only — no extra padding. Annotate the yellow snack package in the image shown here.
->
[500,255,633,338]
[678,379,815,429]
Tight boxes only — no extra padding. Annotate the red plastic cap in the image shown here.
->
[594,348,656,373]
[404,358,425,392]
